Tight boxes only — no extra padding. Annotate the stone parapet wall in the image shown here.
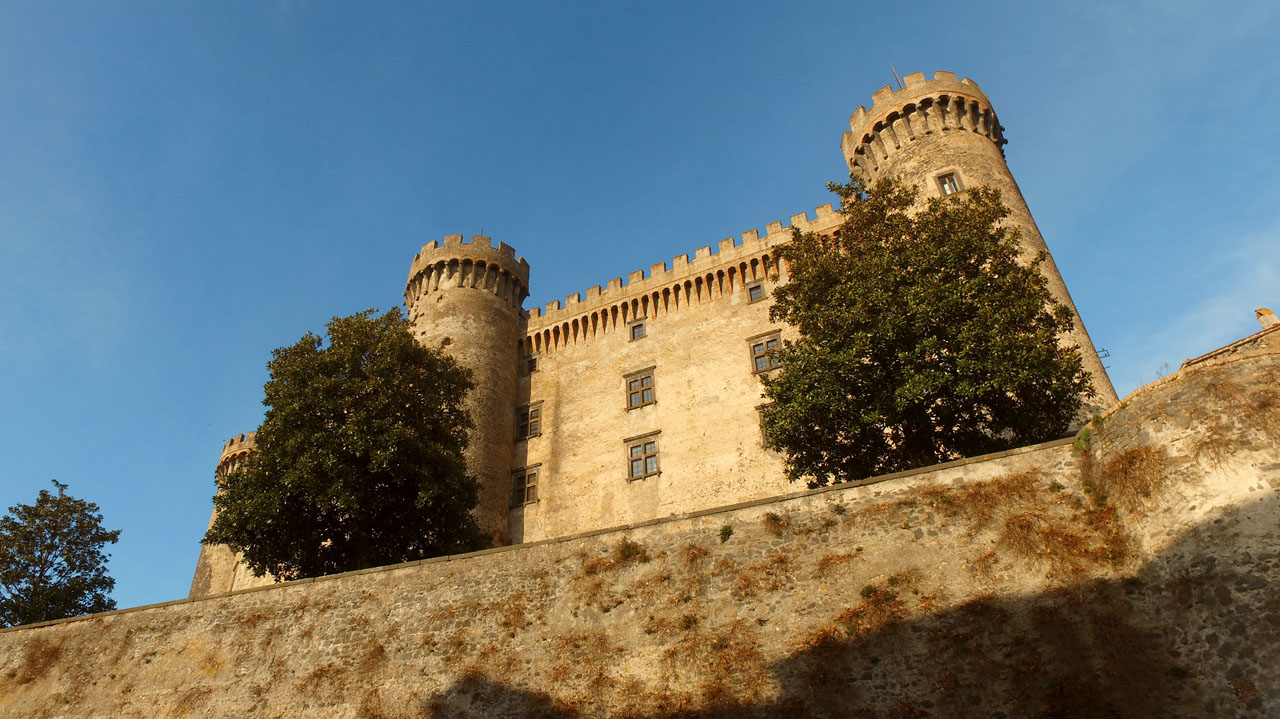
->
[524,203,840,332]
[3,331,1277,717]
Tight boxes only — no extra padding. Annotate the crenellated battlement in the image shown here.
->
[524,203,839,331]
[217,432,257,480]
[841,70,1006,179]
[408,234,531,284]
[404,235,531,313]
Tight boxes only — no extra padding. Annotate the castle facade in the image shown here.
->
[190,71,1117,598]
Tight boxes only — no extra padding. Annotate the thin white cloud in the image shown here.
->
[1117,217,1280,392]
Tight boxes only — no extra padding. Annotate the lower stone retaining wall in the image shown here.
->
[2,337,1276,718]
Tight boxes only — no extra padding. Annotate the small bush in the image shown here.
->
[719,525,734,543]
[1073,427,1092,452]
[615,536,649,564]
[581,556,616,576]
[684,543,709,564]
[1047,480,1065,493]
[762,512,788,536]
[831,503,847,515]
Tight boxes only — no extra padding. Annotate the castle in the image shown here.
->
[190,71,1118,598]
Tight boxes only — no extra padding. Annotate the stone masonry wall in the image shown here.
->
[2,332,1276,718]
[513,206,840,544]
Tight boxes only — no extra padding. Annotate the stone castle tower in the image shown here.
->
[192,71,1117,596]
[403,237,531,539]
[189,433,273,597]
[842,71,1116,401]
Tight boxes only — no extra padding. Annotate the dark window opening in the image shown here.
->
[516,404,542,440]
[627,373,655,408]
[750,335,782,372]
[628,439,659,480]
[511,468,539,506]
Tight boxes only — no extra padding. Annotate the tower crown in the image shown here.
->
[405,234,531,312]
[842,71,1006,180]
[217,432,257,479]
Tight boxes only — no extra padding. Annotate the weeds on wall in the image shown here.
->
[15,354,1275,719]
[732,553,793,598]
[580,536,650,577]
[762,512,789,537]
[1094,446,1171,512]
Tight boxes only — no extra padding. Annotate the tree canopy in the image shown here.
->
[204,308,487,580]
[0,480,121,627]
[762,178,1092,486]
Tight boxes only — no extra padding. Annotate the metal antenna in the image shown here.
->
[890,64,904,90]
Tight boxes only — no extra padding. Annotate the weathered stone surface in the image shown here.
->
[3,330,1276,717]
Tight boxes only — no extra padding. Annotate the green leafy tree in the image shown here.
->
[0,481,121,627]
[763,178,1092,486]
[204,308,486,580]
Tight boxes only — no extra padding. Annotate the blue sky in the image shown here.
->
[1,1,1276,610]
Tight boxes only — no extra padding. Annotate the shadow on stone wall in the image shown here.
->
[423,490,1277,719]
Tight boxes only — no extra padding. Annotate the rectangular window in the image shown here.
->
[523,356,538,374]
[938,173,960,195]
[626,435,659,480]
[749,332,782,372]
[629,320,646,340]
[747,282,766,303]
[625,368,656,409]
[510,466,539,507]
[516,402,542,440]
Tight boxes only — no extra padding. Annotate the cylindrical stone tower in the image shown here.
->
[841,70,1118,409]
[405,235,530,542]
[189,432,273,598]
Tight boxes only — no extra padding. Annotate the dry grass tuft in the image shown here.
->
[970,549,999,577]
[732,553,793,598]
[239,611,268,628]
[1095,445,1170,512]
[660,619,770,712]
[1193,421,1239,468]
[762,512,789,537]
[1199,373,1280,437]
[683,543,709,565]
[580,536,651,577]
[836,575,911,634]
[815,552,860,577]
[998,512,1105,576]
[500,591,533,635]
[906,471,1043,533]
[359,637,388,673]
[616,536,649,563]
[298,664,346,695]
